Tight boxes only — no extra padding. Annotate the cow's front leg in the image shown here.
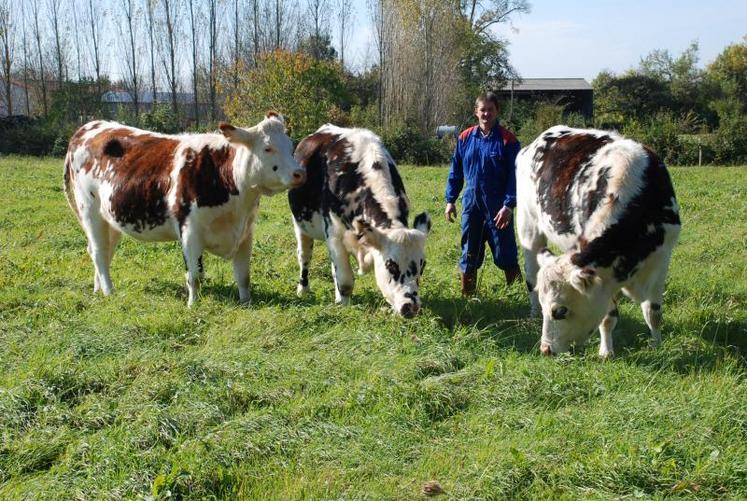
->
[232,237,253,305]
[327,236,354,305]
[295,225,314,297]
[181,233,204,308]
[522,243,546,317]
[598,300,619,358]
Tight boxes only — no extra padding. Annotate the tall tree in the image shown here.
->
[305,0,329,61]
[187,0,199,125]
[206,0,218,120]
[0,0,14,115]
[146,0,158,100]
[21,2,31,114]
[30,0,47,116]
[86,0,104,96]
[159,0,180,115]
[71,0,82,80]
[47,0,66,86]
[336,0,353,68]
[119,0,141,116]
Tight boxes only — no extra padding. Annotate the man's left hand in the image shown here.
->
[493,206,512,229]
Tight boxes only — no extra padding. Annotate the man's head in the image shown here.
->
[474,91,500,131]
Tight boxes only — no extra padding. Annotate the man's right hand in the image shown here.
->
[445,202,457,223]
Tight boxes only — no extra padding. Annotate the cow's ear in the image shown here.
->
[219,122,258,146]
[413,212,431,234]
[570,266,601,294]
[353,219,383,250]
[537,248,555,268]
[265,111,285,124]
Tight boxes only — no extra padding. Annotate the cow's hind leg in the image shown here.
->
[295,223,314,297]
[81,209,115,295]
[327,236,354,305]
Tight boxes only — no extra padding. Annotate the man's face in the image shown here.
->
[474,100,498,130]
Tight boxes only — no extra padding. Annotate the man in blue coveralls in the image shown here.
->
[445,91,522,296]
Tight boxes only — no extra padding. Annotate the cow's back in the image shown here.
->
[518,126,681,283]
[289,125,410,237]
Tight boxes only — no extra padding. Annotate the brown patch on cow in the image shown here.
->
[545,135,611,200]
[266,110,279,119]
[106,134,180,232]
[175,145,238,226]
[537,133,614,234]
[211,212,239,233]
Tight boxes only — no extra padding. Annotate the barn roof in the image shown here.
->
[500,78,592,91]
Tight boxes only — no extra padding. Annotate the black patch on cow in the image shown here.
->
[525,280,534,292]
[571,148,680,282]
[103,139,125,157]
[408,260,418,277]
[536,134,614,235]
[300,268,309,287]
[608,308,619,318]
[651,303,661,311]
[371,161,385,170]
[404,291,418,301]
[385,259,401,282]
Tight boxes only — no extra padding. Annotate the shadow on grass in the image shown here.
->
[425,289,540,353]
[602,312,747,374]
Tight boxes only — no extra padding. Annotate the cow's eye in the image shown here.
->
[551,305,568,320]
[264,146,273,153]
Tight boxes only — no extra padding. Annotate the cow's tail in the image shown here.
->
[63,151,81,223]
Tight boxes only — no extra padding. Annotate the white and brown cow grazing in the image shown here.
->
[288,124,431,318]
[63,113,305,306]
[516,126,681,356]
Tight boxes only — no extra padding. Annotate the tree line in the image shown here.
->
[1,0,744,164]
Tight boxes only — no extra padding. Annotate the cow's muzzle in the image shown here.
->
[399,302,420,318]
[290,169,306,187]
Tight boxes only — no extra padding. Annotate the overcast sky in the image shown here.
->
[346,0,747,81]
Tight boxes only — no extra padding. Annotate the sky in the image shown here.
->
[345,0,747,82]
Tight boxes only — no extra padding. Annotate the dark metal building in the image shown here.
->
[497,78,594,119]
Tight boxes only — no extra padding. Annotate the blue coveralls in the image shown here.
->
[445,123,520,273]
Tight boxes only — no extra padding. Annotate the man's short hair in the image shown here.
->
[475,91,500,109]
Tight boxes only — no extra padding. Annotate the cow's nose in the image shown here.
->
[400,302,418,318]
[291,169,306,186]
[540,343,553,356]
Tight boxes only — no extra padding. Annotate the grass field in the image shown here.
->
[1,155,746,499]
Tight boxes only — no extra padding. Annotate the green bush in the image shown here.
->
[379,125,451,165]
[712,113,747,164]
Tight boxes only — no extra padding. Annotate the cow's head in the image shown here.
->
[535,249,611,354]
[353,213,431,318]
[219,112,305,194]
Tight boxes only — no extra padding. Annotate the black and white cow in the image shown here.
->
[516,126,681,356]
[288,124,431,317]
[64,113,305,306]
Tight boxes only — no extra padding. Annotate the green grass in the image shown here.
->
[1,155,746,499]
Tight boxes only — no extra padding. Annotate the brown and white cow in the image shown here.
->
[63,113,305,306]
[288,124,431,317]
[516,126,681,356]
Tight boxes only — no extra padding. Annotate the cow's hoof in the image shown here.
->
[238,298,252,307]
[335,296,351,306]
[357,268,365,276]
[296,284,309,297]
[598,350,614,360]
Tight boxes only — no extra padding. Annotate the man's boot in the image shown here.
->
[461,270,477,297]
[504,264,522,287]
